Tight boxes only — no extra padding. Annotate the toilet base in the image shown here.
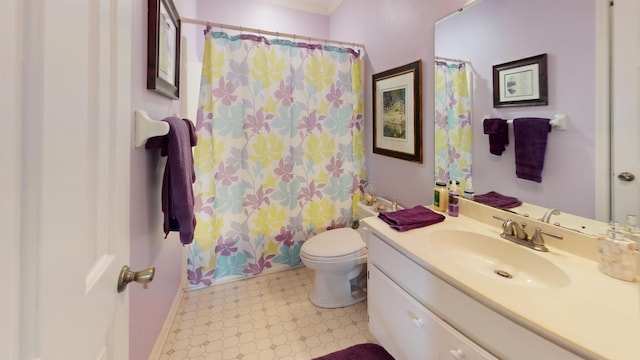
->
[308,265,367,308]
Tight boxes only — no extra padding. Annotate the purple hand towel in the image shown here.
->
[146,117,198,245]
[378,206,445,232]
[474,191,522,209]
[483,118,509,155]
[513,118,551,182]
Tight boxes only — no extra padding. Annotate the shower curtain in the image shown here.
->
[188,31,365,289]
[434,60,472,190]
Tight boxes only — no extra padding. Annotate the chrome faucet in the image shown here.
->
[539,208,560,223]
[502,219,528,240]
[493,216,563,252]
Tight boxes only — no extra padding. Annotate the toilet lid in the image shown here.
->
[301,228,365,258]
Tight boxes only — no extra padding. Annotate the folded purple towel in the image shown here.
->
[474,191,522,209]
[378,206,445,232]
[513,117,551,182]
[483,118,509,156]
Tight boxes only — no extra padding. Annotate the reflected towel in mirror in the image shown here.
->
[513,117,551,183]
[474,191,522,209]
[483,118,509,155]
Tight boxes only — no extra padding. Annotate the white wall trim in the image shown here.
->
[594,0,611,221]
[148,285,184,360]
[256,0,343,15]
[1,0,22,358]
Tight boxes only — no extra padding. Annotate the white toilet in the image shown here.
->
[300,198,390,308]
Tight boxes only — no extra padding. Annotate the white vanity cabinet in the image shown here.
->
[366,231,584,360]
[369,265,497,360]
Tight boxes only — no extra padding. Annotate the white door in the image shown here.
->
[2,0,132,358]
[611,0,640,222]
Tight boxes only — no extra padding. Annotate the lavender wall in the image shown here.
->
[129,1,330,359]
[129,1,197,359]
[329,0,469,208]
[435,0,597,217]
[193,0,331,60]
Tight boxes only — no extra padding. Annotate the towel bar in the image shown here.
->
[483,114,567,131]
[135,110,170,147]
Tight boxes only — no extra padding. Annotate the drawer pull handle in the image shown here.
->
[406,311,425,328]
[449,349,465,359]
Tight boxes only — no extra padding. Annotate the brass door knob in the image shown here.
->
[117,265,155,293]
[618,172,636,182]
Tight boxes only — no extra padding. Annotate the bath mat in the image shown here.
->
[313,343,395,360]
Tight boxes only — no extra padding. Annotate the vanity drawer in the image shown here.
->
[437,318,498,360]
[368,264,440,360]
[368,232,432,300]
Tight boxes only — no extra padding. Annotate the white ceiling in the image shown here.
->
[256,0,344,15]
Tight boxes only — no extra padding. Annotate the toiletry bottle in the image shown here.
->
[448,181,459,217]
[463,178,475,200]
[441,185,449,212]
[434,181,447,211]
[625,215,637,233]
[625,214,640,246]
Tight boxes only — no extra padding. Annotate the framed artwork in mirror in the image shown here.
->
[492,53,547,108]
[147,0,181,99]
[372,60,423,163]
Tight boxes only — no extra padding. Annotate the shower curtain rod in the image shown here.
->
[435,56,471,64]
[181,17,365,49]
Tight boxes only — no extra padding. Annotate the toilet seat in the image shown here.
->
[301,228,365,259]
[301,248,367,263]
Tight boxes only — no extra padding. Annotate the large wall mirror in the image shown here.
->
[434,0,631,235]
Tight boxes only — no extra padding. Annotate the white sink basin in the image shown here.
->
[428,230,570,289]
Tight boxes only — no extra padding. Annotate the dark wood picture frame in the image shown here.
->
[372,60,423,163]
[492,53,548,108]
[147,0,181,99]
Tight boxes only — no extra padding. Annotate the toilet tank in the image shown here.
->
[356,197,397,246]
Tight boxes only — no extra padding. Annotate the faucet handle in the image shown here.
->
[530,227,563,251]
[534,227,563,240]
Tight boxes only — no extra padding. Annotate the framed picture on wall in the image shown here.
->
[147,0,181,99]
[372,60,423,163]
[492,53,548,108]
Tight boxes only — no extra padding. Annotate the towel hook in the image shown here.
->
[134,110,170,147]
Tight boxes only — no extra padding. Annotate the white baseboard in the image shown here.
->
[148,285,184,360]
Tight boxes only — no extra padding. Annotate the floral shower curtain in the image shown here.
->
[434,60,472,190]
[188,31,365,289]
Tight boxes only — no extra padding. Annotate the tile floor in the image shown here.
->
[159,266,378,360]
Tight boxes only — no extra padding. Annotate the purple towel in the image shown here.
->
[513,118,551,182]
[378,206,445,232]
[146,117,198,245]
[474,191,522,209]
[483,118,509,155]
[313,343,394,360]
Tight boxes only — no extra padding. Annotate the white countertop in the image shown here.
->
[362,210,640,360]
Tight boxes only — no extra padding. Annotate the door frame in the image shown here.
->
[1,0,22,357]
[594,0,611,222]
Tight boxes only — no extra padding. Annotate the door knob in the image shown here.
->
[618,172,636,182]
[117,265,155,292]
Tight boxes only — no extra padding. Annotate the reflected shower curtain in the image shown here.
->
[434,61,472,189]
[188,31,365,289]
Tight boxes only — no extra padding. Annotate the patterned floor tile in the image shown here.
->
[159,266,377,360]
